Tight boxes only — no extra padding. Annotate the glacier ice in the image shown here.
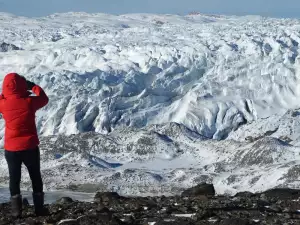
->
[0,13,299,140]
[0,13,300,196]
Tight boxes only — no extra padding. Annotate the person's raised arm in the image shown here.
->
[27,80,49,111]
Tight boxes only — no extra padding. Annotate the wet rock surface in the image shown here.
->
[1,185,300,224]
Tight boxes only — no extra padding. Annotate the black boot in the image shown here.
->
[10,194,22,218]
[32,192,49,216]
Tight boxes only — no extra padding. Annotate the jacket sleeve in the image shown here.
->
[30,85,49,111]
[0,94,4,114]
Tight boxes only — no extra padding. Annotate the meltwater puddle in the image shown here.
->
[0,188,94,204]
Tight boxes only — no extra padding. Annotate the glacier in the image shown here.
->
[0,12,300,196]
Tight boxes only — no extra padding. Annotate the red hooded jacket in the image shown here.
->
[0,73,49,151]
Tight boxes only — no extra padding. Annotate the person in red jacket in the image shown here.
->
[0,73,49,218]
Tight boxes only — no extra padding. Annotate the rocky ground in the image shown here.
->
[1,184,300,225]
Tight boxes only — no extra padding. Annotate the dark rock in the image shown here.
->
[197,209,216,219]
[0,42,22,52]
[75,215,88,223]
[219,218,250,225]
[292,111,300,117]
[194,195,209,201]
[181,183,215,197]
[234,191,255,198]
[22,218,40,225]
[57,219,78,225]
[279,136,293,143]
[266,204,282,213]
[56,197,74,204]
[96,205,110,213]
[1,187,300,224]
[143,197,157,208]
[122,215,135,224]
[165,206,175,214]
[257,199,270,207]
[94,192,121,204]
[261,188,300,199]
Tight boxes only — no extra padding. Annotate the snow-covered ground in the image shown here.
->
[0,12,300,198]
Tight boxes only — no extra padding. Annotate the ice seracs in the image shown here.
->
[0,12,300,196]
[0,12,299,139]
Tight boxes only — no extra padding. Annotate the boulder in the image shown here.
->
[220,218,251,225]
[56,197,74,204]
[181,183,215,197]
[0,42,21,52]
[234,191,255,198]
[94,192,123,206]
[261,188,300,199]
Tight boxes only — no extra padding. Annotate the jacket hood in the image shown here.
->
[2,73,29,98]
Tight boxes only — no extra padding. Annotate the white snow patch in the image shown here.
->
[173,213,196,218]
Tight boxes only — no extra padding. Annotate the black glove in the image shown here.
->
[26,80,36,90]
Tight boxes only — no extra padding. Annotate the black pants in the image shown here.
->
[5,147,43,196]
